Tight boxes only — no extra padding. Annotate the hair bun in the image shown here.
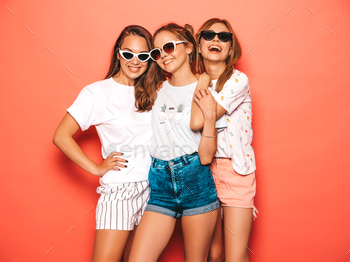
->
[184,24,194,35]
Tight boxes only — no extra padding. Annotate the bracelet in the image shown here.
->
[202,134,217,138]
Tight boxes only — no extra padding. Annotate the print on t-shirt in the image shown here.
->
[168,107,175,122]
[175,103,184,121]
[159,104,167,123]
[158,102,185,123]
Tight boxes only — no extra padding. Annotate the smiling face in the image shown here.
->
[153,31,192,74]
[117,34,149,82]
[199,22,232,63]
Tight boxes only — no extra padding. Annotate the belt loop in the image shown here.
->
[151,157,155,168]
[182,155,189,165]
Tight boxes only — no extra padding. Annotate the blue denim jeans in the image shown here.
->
[145,152,219,218]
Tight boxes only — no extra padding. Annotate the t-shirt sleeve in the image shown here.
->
[215,73,250,115]
[67,84,101,131]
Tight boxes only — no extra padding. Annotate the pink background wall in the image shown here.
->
[1,0,349,261]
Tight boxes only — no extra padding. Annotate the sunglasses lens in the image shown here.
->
[121,52,134,60]
[138,53,149,62]
[218,33,232,42]
[150,49,161,60]
[163,42,175,54]
[201,31,215,41]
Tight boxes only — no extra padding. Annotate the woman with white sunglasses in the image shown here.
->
[191,18,257,262]
[53,25,162,262]
[129,23,219,262]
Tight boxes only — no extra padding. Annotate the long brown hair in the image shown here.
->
[194,18,242,92]
[153,23,197,74]
[105,25,163,112]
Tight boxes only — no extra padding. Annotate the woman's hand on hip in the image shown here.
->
[94,152,127,177]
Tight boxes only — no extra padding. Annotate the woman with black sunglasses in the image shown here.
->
[129,23,220,262]
[53,25,162,262]
[191,18,257,262]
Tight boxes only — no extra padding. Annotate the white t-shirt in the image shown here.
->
[211,70,256,175]
[67,78,152,188]
[150,80,201,160]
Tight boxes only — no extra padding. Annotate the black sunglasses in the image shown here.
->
[200,31,233,42]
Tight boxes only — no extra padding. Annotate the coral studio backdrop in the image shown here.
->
[1,0,349,261]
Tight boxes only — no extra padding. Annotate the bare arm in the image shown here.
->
[194,88,218,165]
[190,74,226,131]
[53,113,126,177]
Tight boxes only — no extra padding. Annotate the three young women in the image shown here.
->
[54,18,256,262]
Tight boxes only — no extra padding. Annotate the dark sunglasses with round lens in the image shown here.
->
[118,50,151,62]
[200,31,233,42]
[150,40,184,61]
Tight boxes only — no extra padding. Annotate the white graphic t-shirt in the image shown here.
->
[151,80,201,160]
[211,70,256,175]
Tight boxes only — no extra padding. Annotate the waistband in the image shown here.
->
[152,152,198,166]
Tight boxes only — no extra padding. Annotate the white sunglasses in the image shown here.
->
[150,41,185,61]
[118,49,151,62]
